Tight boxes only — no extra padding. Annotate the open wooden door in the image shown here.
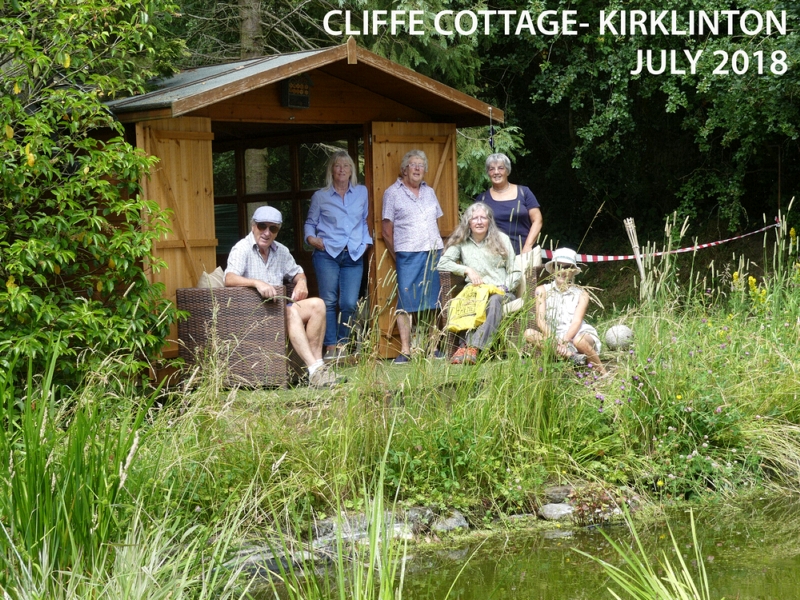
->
[136,116,217,357]
[366,121,459,358]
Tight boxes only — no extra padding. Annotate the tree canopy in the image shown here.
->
[479,0,799,246]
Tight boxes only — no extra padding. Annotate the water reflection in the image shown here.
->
[402,499,800,600]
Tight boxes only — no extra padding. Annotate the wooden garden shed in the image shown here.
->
[107,37,503,358]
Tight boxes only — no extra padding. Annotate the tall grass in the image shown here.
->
[2,207,800,597]
[266,429,409,600]
[578,508,714,600]
[0,349,148,579]
[0,349,257,599]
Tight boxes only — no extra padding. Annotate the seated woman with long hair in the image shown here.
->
[438,202,521,365]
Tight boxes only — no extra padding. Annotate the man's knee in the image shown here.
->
[308,297,325,314]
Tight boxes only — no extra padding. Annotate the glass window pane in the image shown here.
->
[213,150,236,197]
[300,143,340,190]
[247,201,296,253]
[245,146,290,194]
[214,204,240,255]
[356,139,364,181]
[301,198,313,251]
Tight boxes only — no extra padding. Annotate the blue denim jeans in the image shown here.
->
[313,249,364,347]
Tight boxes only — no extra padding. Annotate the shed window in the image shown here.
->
[211,132,361,288]
[213,150,236,197]
[245,146,291,194]
[214,204,240,255]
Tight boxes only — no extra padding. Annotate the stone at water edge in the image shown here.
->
[538,503,574,521]
[431,510,469,533]
[544,485,574,503]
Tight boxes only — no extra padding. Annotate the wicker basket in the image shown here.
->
[176,286,295,388]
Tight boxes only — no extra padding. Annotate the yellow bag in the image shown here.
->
[445,284,505,333]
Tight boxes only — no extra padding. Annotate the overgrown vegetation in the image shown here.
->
[0,0,182,385]
[2,211,799,597]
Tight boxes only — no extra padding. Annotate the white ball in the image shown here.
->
[605,325,634,350]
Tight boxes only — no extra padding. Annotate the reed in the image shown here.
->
[577,508,714,600]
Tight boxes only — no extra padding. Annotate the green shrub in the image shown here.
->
[1,0,182,384]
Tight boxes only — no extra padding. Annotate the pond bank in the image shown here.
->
[240,493,800,600]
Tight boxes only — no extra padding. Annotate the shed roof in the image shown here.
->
[107,39,503,128]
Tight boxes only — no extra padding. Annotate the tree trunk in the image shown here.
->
[239,0,262,59]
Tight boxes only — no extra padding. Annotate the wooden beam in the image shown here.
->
[372,135,449,144]
[431,132,454,191]
[115,108,174,124]
[155,239,219,249]
[153,130,215,141]
[347,36,358,64]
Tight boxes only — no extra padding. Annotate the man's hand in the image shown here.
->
[291,278,308,302]
[255,281,277,299]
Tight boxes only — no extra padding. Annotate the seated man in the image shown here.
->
[224,206,341,388]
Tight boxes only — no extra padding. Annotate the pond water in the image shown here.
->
[401,498,800,600]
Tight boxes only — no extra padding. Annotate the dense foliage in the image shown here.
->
[480,0,800,246]
[0,0,184,383]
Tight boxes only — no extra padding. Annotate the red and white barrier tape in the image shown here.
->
[541,221,781,263]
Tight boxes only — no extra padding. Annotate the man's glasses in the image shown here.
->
[256,223,280,234]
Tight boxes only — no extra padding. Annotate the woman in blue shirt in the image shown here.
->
[474,153,543,255]
[305,150,372,358]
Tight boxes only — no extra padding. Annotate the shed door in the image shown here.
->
[366,121,458,358]
[136,117,217,357]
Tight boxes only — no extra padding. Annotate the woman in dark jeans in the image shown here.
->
[304,150,372,359]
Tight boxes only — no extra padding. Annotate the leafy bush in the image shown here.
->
[0,0,182,384]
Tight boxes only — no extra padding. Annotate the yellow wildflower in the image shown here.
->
[791,227,797,240]
[676,394,683,400]
[657,480,665,487]
[732,271,739,283]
